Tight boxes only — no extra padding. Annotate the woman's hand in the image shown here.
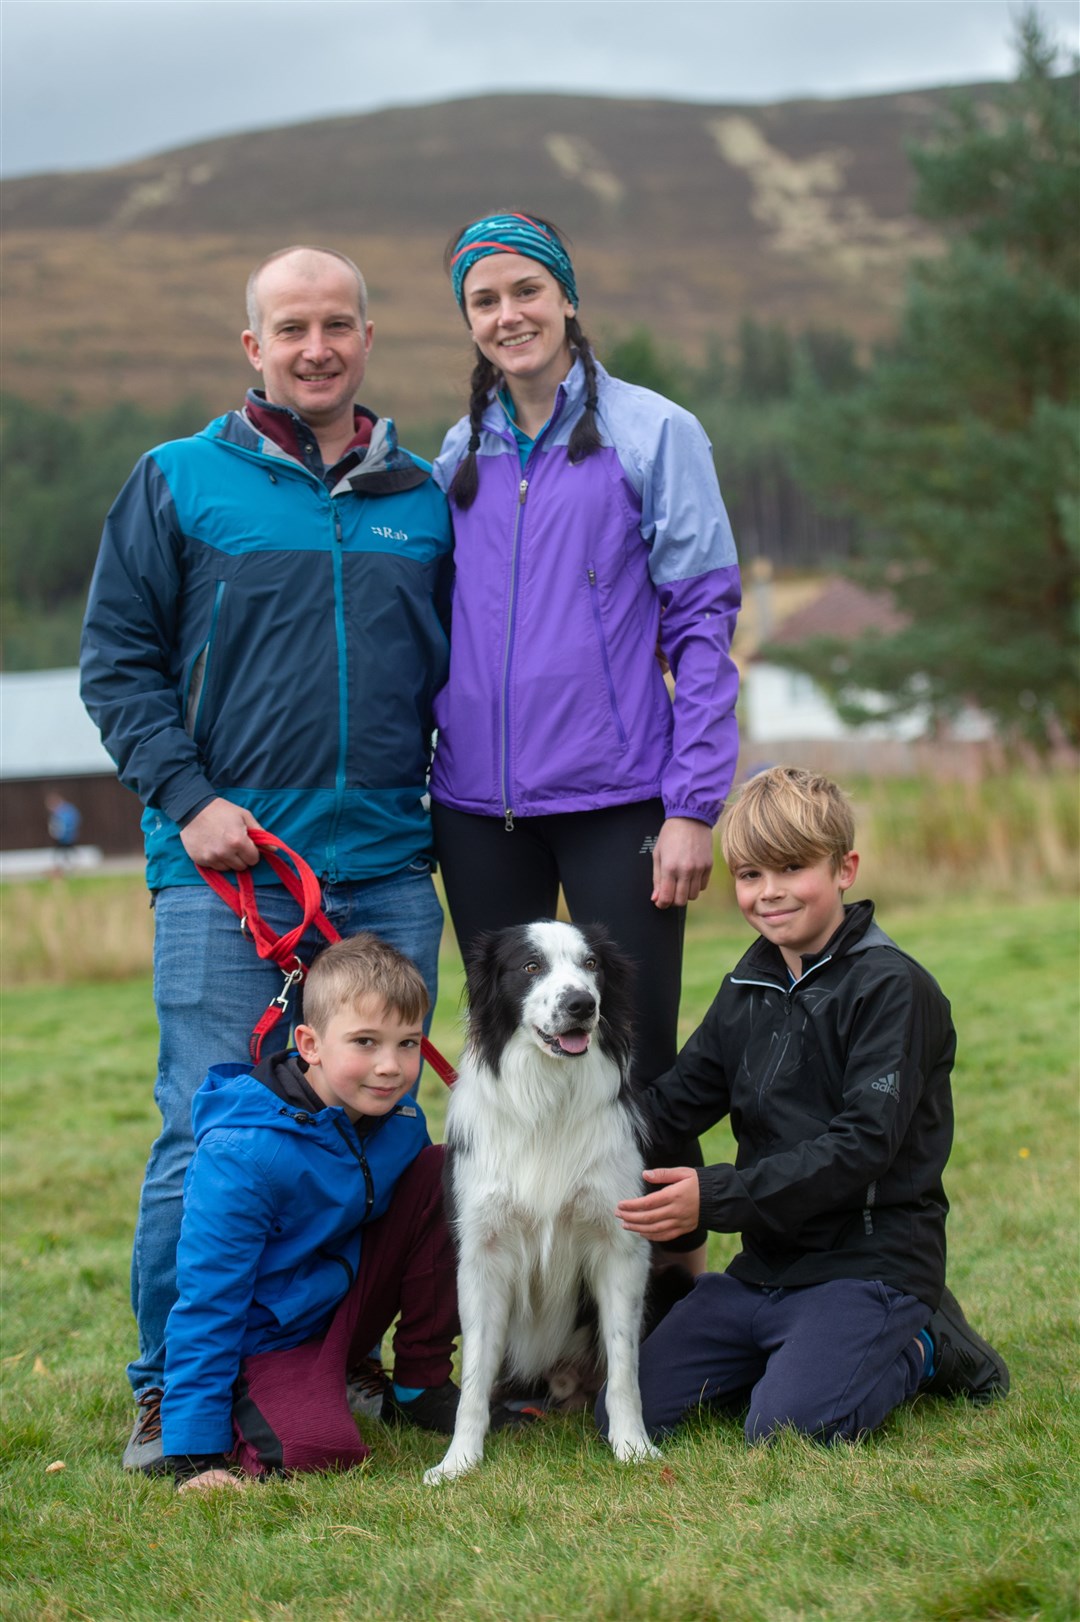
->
[617,1167,701,1243]
[651,817,713,909]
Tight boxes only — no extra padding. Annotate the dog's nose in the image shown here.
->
[559,990,596,1023]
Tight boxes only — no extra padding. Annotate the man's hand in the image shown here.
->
[177,1468,245,1495]
[617,1167,701,1243]
[179,798,263,871]
[651,817,713,909]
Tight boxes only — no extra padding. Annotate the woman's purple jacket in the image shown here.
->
[430,358,741,827]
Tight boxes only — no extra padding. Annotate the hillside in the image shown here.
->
[1,85,1000,428]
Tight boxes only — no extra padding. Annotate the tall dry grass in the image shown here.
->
[2,873,155,986]
[2,772,1076,987]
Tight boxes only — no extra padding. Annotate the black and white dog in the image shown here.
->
[424,919,660,1484]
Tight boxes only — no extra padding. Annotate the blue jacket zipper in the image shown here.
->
[331,1116,376,1218]
[326,500,348,880]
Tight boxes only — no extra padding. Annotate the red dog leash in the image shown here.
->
[196,827,457,1085]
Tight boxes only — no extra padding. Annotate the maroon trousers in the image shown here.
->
[230,1144,458,1476]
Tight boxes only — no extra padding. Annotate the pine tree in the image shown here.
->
[782,10,1079,748]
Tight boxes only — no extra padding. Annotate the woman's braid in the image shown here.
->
[566,319,602,464]
[449,349,499,510]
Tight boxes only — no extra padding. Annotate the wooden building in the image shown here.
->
[0,669,143,855]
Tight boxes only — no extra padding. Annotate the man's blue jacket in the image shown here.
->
[80,404,453,888]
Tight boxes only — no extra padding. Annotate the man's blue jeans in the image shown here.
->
[127,863,443,1399]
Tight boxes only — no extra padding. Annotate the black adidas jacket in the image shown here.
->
[642,900,954,1309]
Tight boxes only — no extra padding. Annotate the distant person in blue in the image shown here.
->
[45,792,81,871]
[80,246,453,1475]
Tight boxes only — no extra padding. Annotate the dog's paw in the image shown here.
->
[611,1434,662,1464]
[422,1451,479,1485]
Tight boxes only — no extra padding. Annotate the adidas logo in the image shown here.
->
[871,1072,901,1101]
[638,836,658,855]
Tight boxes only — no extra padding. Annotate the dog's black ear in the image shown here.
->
[461,928,520,1073]
[462,929,502,1014]
[580,923,636,1078]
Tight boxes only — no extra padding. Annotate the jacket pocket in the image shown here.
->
[183,580,226,742]
[586,565,628,749]
[317,1247,355,1289]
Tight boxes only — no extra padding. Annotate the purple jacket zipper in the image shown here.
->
[500,475,529,829]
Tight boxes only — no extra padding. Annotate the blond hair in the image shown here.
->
[300,933,429,1034]
[720,767,855,874]
[245,245,368,334]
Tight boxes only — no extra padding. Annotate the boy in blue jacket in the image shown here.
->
[162,934,462,1491]
[607,766,1008,1446]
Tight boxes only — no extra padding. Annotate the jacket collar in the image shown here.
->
[733,898,879,987]
[214,396,430,495]
[480,352,608,440]
[250,1049,387,1137]
[252,1049,326,1113]
[244,391,375,474]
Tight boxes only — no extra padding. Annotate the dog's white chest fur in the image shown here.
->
[424,921,660,1484]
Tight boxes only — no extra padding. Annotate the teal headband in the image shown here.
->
[450,214,578,308]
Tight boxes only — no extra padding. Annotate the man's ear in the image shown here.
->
[241,329,263,373]
[294,1023,320,1065]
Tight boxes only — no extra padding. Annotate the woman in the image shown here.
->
[430,211,741,1091]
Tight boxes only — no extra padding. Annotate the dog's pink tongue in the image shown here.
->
[557,1030,590,1055]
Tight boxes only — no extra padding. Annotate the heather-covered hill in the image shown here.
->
[1,85,998,426]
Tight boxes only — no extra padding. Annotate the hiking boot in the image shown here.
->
[122,1387,168,1474]
[346,1356,391,1419]
[922,1287,1010,1406]
[382,1379,545,1435]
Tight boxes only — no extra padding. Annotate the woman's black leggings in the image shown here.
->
[432,798,686,1086]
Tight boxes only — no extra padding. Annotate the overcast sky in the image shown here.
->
[2,0,1077,180]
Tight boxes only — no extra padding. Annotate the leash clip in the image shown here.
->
[272,963,306,1011]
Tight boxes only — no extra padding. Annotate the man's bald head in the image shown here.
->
[246,246,368,336]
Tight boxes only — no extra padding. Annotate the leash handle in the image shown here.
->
[197,829,335,970]
[196,829,456,1083]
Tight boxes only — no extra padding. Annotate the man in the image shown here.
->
[81,246,452,1473]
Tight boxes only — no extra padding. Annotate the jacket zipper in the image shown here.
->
[184,579,226,739]
[587,565,629,748]
[499,476,530,830]
[331,1115,376,1218]
[862,1180,877,1236]
[495,387,569,832]
[326,501,348,880]
[730,958,835,1136]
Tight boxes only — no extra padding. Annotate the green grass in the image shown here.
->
[2,896,1078,1621]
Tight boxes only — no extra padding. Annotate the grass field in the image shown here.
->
[2,890,1078,1621]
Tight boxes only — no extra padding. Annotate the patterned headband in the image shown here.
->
[449,213,578,308]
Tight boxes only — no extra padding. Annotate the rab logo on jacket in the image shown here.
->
[871,1072,901,1102]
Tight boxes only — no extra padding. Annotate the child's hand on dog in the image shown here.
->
[617,1167,700,1241]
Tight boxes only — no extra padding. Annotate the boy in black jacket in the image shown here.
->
[609,766,1008,1444]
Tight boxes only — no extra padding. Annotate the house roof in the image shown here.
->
[0,668,116,780]
[763,577,909,651]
